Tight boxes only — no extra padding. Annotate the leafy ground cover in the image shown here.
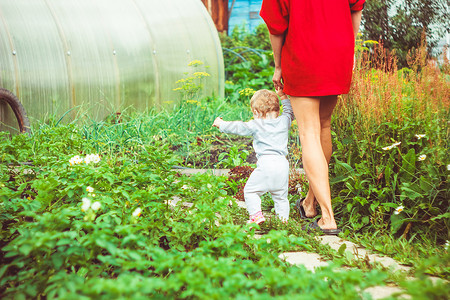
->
[1,129,447,298]
[1,25,449,298]
[0,130,391,298]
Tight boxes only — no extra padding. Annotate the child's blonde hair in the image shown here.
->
[250,89,280,118]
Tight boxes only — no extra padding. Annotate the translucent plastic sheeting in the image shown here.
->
[0,0,224,130]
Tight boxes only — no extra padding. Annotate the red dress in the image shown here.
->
[260,0,366,97]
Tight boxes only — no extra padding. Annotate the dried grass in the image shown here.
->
[337,37,449,135]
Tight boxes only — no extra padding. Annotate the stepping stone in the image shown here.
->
[279,251,329,271]
[317,236,411,272]
[363,286,409,300]
[176,168,230,176]
[280,250,410,299]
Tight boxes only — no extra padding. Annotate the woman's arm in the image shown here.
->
[269,33,285,90]
[351,10,363,37]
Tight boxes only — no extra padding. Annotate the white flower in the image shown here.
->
[445,241,449,249]
[91,201,101,211]
[132,207,142,217]
[382,142,400,151]
[394,206,404,215]
[418,154,426,161]
[81,197,91,211]
[84,154,101,164]
[91,154,101,163]
[69,155,83,166]
[415,134,426,139]
[447,164,450,171]
[86,186,94,193]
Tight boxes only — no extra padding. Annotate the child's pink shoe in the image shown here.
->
[247,211,266,225]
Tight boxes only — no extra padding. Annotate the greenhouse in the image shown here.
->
[0,0,224,132]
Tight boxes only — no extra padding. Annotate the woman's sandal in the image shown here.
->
[295,198,315,219]
[303,220,341,235]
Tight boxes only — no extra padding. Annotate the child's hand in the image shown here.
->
[275,86,287,99]
[212,117,223,128]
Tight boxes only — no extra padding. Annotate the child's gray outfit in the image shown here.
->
[218,99,294,221]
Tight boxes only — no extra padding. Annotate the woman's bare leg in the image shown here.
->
[302,96,338,217]
[291,96,338,229]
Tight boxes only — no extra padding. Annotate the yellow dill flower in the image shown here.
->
[239,88,255,97]
[188,60,204,66]
[193,71,210,78]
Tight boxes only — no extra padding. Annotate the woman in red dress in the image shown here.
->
[260,0,365,234]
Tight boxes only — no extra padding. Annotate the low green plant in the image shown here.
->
[217,144,250,168]
[0,124,402,298]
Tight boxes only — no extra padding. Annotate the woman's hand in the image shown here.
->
[273,67,283,91]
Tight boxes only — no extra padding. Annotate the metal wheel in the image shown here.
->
[0,88,30,134]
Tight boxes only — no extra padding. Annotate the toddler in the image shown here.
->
[213,88,294,223]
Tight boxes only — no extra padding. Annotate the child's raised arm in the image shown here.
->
[276,87,294,121]
[275,86,288,100]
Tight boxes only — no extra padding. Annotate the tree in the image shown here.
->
[360,0,394,49]
[361,0,449,68]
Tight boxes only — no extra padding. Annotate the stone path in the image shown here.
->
[175,168,445,299]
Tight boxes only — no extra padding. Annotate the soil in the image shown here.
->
[177,135,257,168]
